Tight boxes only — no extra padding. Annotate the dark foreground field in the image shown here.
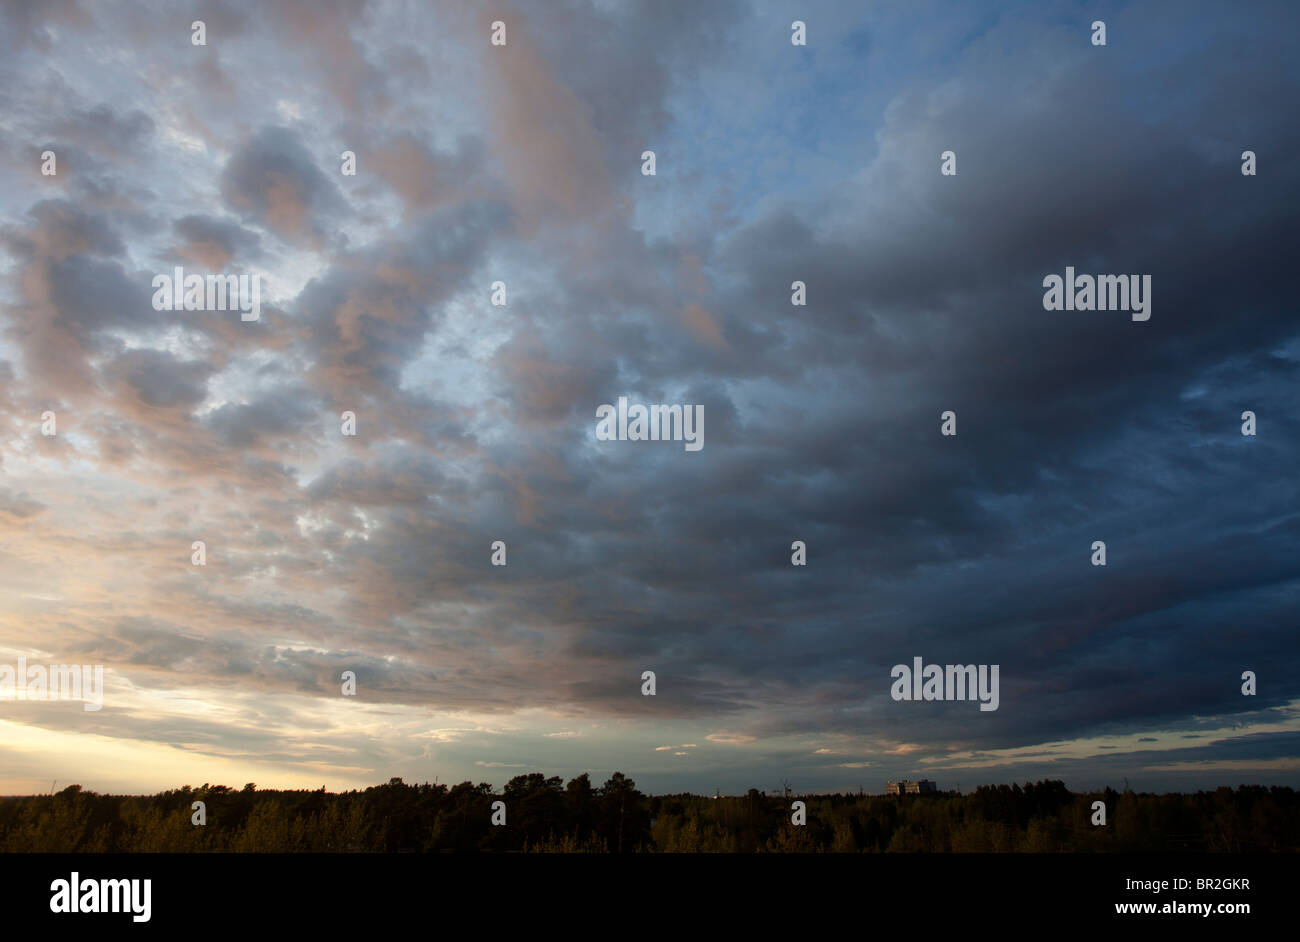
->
[1,776,1295,852]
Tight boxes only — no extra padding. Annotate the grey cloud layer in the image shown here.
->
[0,0,1296,790]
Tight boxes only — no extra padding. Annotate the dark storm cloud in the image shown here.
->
[172,214,263,269]
[204,388,320,447]
[96,616,210,668]
[12,200,126,259]
[433,0,1300,759]
[219,126,349,247]
[101,349,214,411]
[293,197,513,397]
[0,199,171,399]
[53,104,155,159]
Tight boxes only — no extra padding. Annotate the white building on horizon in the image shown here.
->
[885,779,937,795]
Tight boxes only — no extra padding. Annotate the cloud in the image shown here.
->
[0,0,1296,796]
[219,126,347,247]
[707,732,757,746]
[172,215,263,270]
[0,489,46,528]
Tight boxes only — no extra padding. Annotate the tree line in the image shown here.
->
[1,776,1294,852]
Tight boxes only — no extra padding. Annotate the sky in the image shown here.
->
[0,0,1297,797]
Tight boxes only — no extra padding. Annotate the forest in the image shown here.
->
[1,776,1295,852]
